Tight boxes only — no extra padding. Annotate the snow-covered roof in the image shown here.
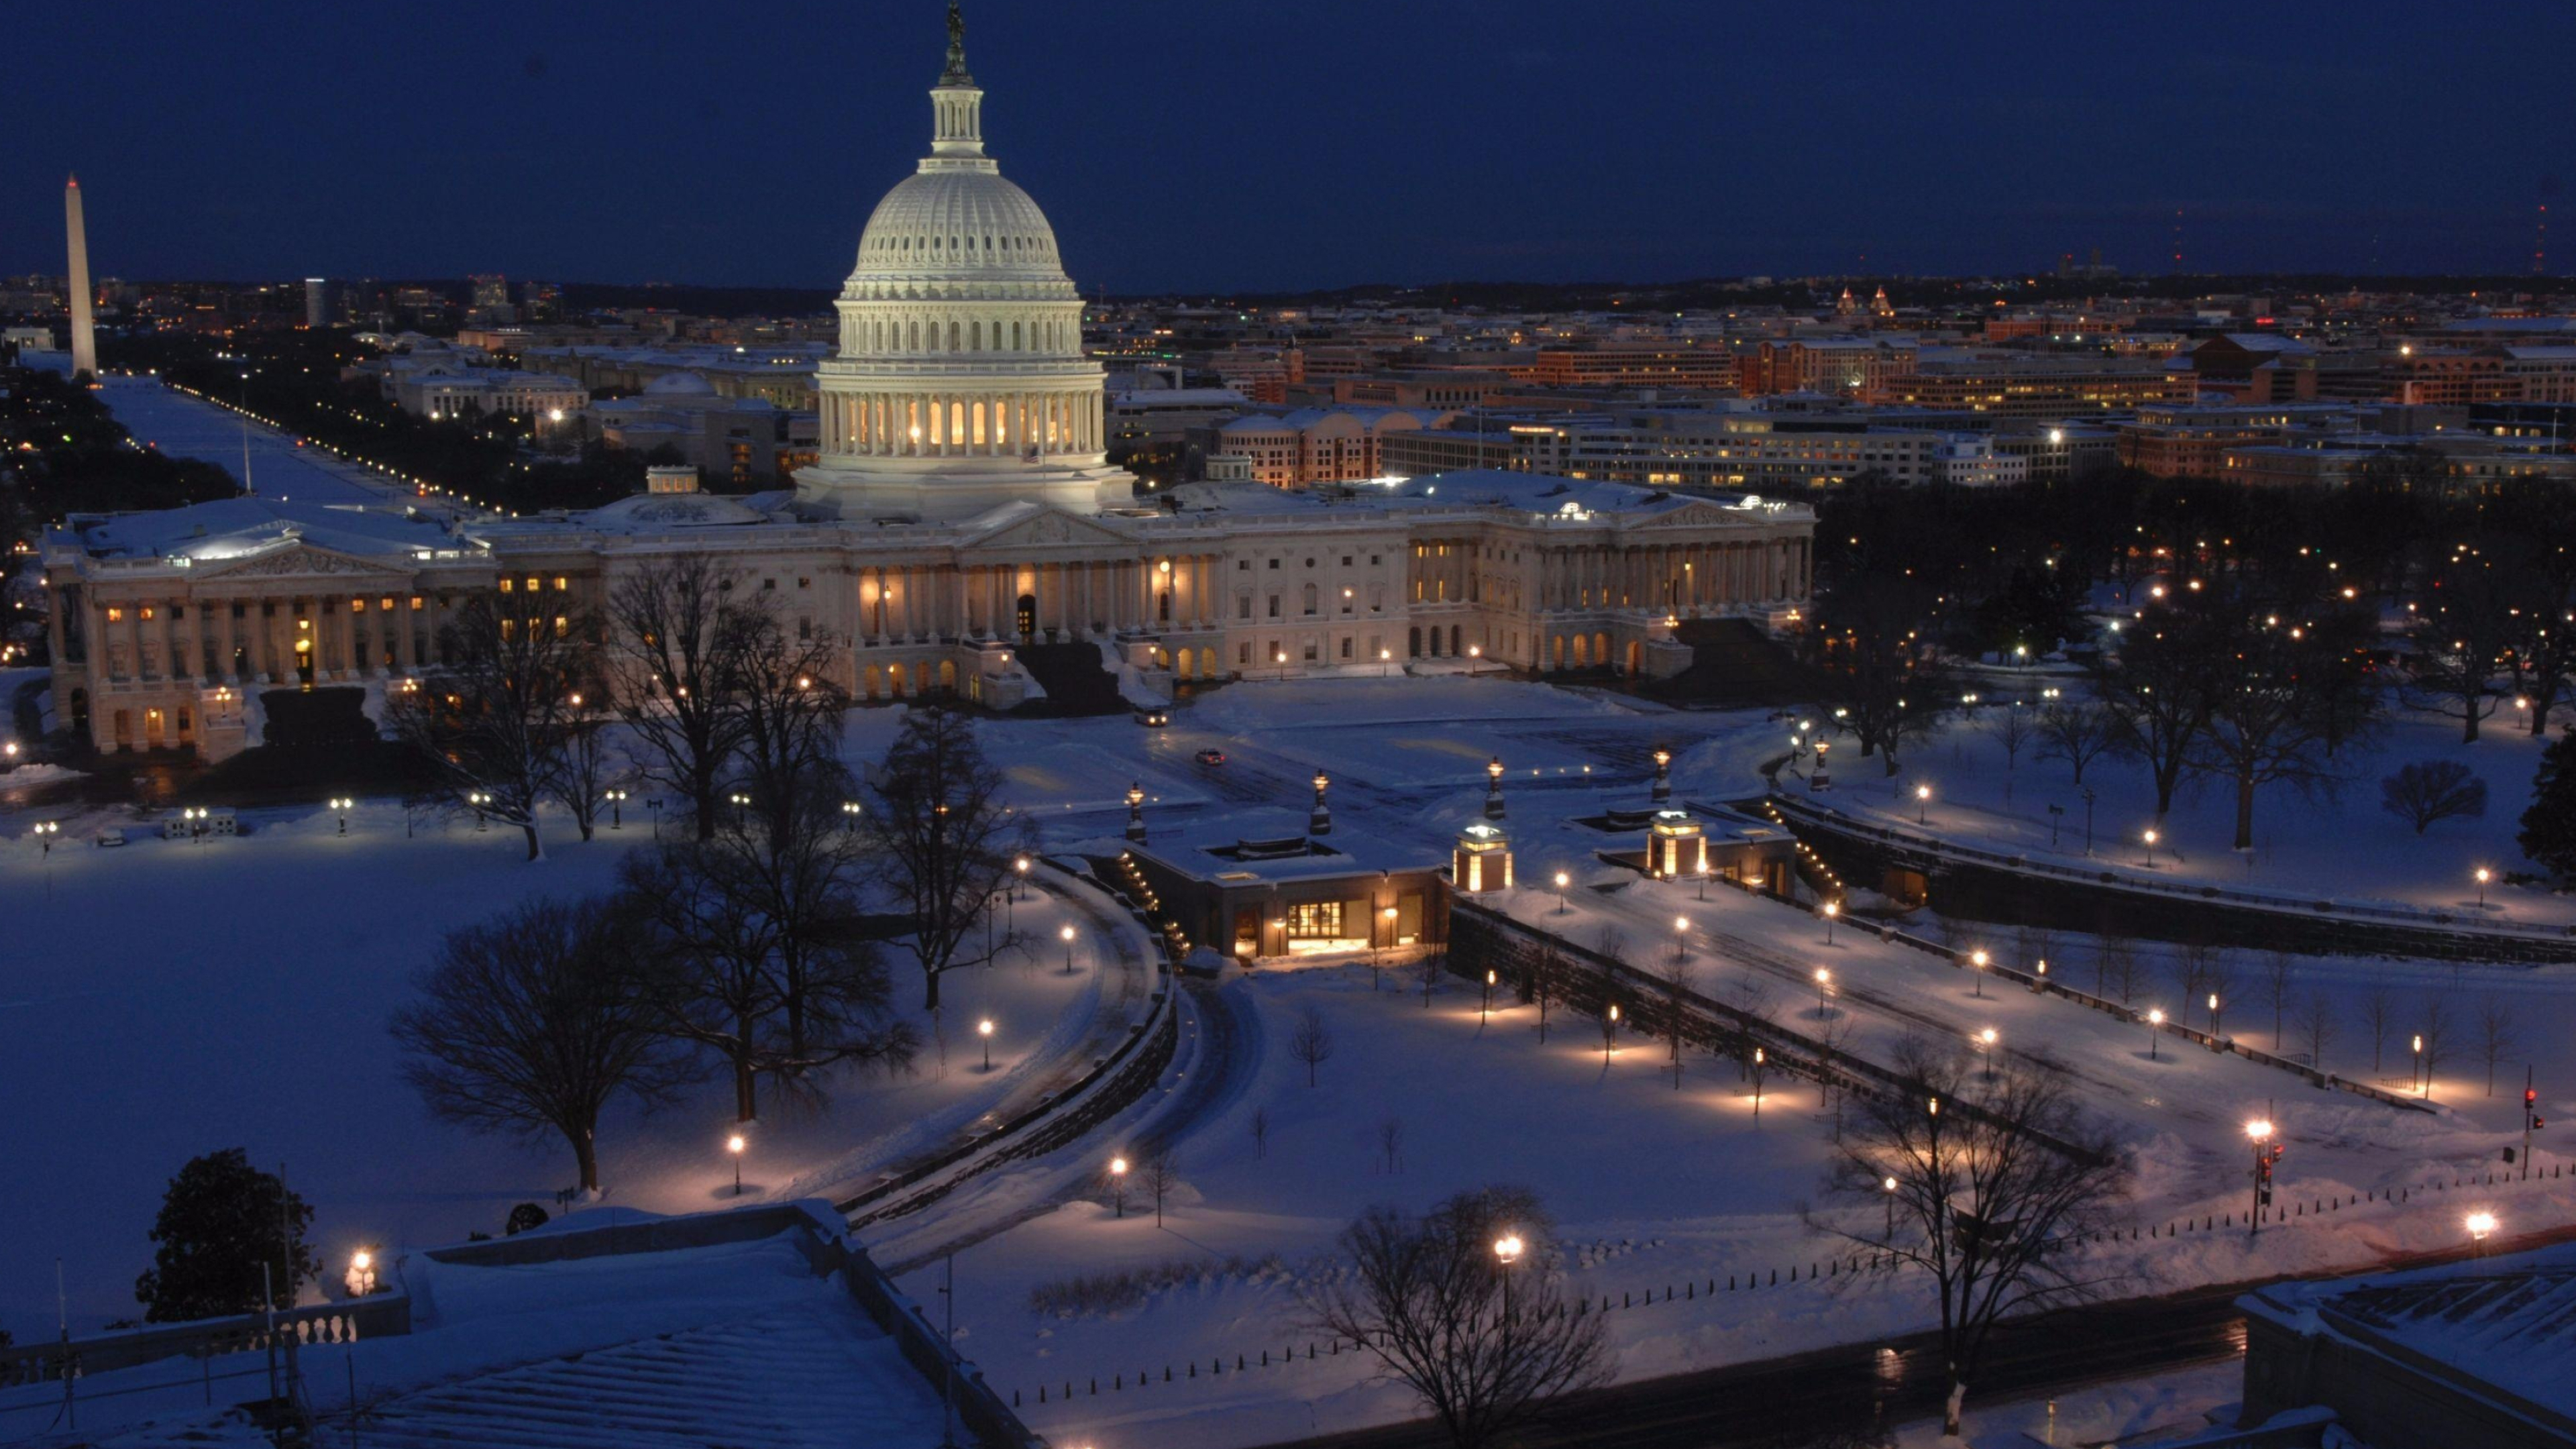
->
[54,496,480,564]
[2241,1241,2576,1427]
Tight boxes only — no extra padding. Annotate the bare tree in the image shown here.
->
[1142,1150,1181,1226]
[862,707,1032,1011]
[2379,760,2489,835]
[1378,1116,1405,1175]
[610,555,750,841]
[1987,702,2032,799]
[2361,983,2396,1075]
[547,694,621,844]
[2188,612,2345,850]
[1250,1105,1270,1159]
[2011,923,2055,979]
[721,602,852,842]
[2476,995,2517,1097]
[2196,946,2234,1035]
[2095,934,2141,1005]
[2259,949,2297,1051]
[2166,945,2210,1028]
[1654,950,1697,1089]
[2097,610,2212,819]
[1303,1187,1610,1449]
[2297,991,2339,1071]
[388,594,594,860]
[2037,699,2116,786]
[390,896,694,1194]
[1529,939,1563,1044]
[1812,1036,2126,1439]
[1418,949,1443,1008]
[1290,1006,1334,1087]
[1815,1007,1860,1140]
[617,841,779,1122]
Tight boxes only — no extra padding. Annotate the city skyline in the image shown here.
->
[13,0,2575,293]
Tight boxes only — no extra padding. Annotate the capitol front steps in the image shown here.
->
[1009,640,1130,716]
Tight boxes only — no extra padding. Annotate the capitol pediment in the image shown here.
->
[1628,500,1772,532]
[963,507,1136,551]
[195,541,417,582]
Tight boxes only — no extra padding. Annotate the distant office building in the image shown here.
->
[305,278,331,328]
[1515,343,1735,390]
[1197,406,1451,486]
[590,372,821,488]
[469,274,511,309]
[1870,356,2197,416]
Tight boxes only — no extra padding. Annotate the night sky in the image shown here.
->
[11,0,2573,295]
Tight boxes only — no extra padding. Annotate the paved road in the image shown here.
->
[1260,1222,2576,1449]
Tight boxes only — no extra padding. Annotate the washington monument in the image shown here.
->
[65,175,97,381]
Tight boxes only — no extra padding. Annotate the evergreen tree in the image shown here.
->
[134,1150,319,1323]
[2520,731,2576,882]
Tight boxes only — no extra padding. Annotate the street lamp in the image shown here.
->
[1014,855,1032,902]
[2245,1119,2276,1238]
[1485,756,1507,820]
[1108,1156,1130,1218]
[1815,967,1831,1020]
[729,791,751,826]
[2467,1210,2498,1256]
[1673,916,1690,972]
[1483,969,1496,1022]
[1379,647,1393,677]
[1883,1175,1899,1239]
[1603,1002,1621,1064]
[1493,1232,1523,1322]
[1553,870,1571,914]
[1915,783,1931,825]
[1060,923,1078,974]
[727,1132,746,1196]
[1822,900,1839,944]
[328,796,354,834]
[468,790,490,830]
[2143,828,2159,867]
[2208,991,2223,1039]
[2413,1033,2426,1097]
[1970,948,1989,998]
[1976,1026,1998,1081]
[345,1248,378,1298]
[2475,867,2491,909]
[837,798,859,833]
[606,788,627,829]
[2147,1007,2165,1061]
[977,1017,994,1071]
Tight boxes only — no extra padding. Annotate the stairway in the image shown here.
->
[1010,639,1129,716]
[1646,619,1816,706]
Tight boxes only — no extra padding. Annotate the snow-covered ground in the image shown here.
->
[10,665,2575,1448]
[1817,688,2570,924]
[91,376,418,508]
[0,794,1136,1334]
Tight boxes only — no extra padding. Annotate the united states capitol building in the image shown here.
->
[41,11,1813,760]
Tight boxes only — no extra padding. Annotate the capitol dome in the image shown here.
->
[794,5,1130,521]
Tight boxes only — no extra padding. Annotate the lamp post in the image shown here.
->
[469,790,490,830]
[2413,1033,2426,1098]
[1310,771,1331,836]
[1815,968,1832,1020]
[1380,647,1393,677]
[2467,1210,2498,1260]
[2475,867,2491,909]
[1126,782,1147,843]
[1884,1175,1899,1240]
[837,798,859,834]
[606,788,627,829]
[1673,916,1690,973]
[1014,855,1031,902]
[1970,948,1988,998]
[2147,1008,2165,1061]
[1485,757,1507,820]
[2143,828,2159,867]
[1822,900,1839,945]
[1554,870,1570,914]
[727,1132,745,1196]
[2245,1119,2276,1238]
[1752,1046,1765,1118]
[1603,1002,1620,1065]
[1060,923,1077,975]
[1493,1233,1523,1323]
[1652,747,1672,804]
[2082,786,2096,855]
[1109,1156,1129,1218]
[1916,783,1931,826]
[345,1249,378,1299]
[2208,991,2223,1039]
[1483,969,1496,1021]
[729,791,751,828]
[329,796,353,835]
[647,796,662,839]
[1976,1026,1998,1081]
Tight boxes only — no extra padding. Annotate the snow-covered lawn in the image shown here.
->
[1815,691,2571,924]
[0,798,1134,1335]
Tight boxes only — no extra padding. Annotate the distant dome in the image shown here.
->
[643,371,716,396]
